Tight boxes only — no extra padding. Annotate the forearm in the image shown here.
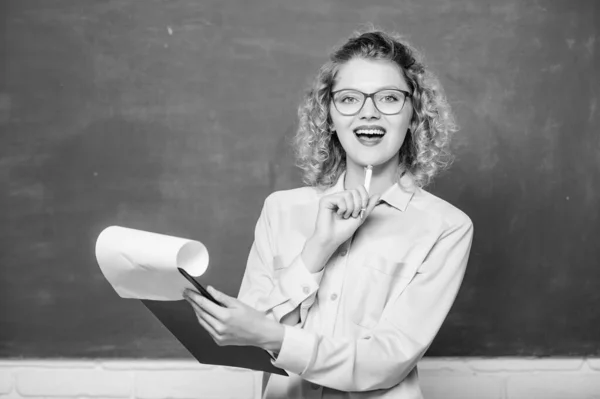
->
[265,236,334,324]
[258,318,285,353]
[280,305,300,325]
[259,237,332,352]
[273,324,423,392]
[301,235,337,274]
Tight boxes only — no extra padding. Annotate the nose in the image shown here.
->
[359,96,380,120]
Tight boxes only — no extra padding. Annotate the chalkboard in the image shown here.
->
[1,0,598,358]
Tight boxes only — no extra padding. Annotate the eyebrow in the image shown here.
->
[332,85,408,92]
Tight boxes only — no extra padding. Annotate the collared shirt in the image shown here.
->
[238,172,474,398]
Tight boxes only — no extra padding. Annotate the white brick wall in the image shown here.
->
[0,358,599,399]
[418,358,600,399]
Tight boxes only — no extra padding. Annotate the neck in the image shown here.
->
[343,156,401,195]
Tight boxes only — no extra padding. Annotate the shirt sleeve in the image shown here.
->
[272,216,474,392]
[237,194,324,325]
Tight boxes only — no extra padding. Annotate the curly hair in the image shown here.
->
[293,29,458,188]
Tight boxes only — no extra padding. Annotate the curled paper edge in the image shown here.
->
[95,226,209,300]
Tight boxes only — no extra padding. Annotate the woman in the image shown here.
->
[184,29,474,398]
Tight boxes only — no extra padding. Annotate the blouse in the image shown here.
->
[238,171,474,398]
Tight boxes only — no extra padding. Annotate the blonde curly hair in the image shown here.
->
[293,29,458,188]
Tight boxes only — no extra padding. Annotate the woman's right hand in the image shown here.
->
[314,186,380,247]
[301,186,380,273]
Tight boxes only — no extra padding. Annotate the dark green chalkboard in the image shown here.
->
[1,0,599,358]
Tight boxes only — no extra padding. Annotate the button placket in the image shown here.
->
[327,237,353,336]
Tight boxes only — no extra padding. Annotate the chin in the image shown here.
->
[348,153,395,168]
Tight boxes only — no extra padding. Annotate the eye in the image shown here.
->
[378,92,403,103]
[334,90,363,105]
[340,96,360,104]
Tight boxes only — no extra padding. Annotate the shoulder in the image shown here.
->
[263,186,321,211]
[412,187,473,232]
[260,186,321,237]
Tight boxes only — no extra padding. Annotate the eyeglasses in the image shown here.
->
[331,88,412,116]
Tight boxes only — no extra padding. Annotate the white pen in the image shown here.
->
[360,165,373,220]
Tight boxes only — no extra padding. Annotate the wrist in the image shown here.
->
[301,235,337,274]
[259,318,284,353]
[310,230,337,249]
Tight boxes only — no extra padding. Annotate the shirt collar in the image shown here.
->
[323,170,416,212]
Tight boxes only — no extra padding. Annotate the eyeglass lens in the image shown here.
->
[333,89,407,115]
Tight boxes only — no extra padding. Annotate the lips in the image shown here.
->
[353,125,386,146]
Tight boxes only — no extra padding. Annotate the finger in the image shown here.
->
[349,189,362,218]
[196,311,217,335]
[334,195,348,218]
[363,194,382,219]
[323,193,353,219]
[196,310,227,346]
[343,192,355,218]
[356,185,369,211]
[185,289,228,321]
[207,286,235,307]
[193,305,220,338]
[184,294,222,335]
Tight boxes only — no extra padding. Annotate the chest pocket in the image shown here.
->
[346,242,425,329]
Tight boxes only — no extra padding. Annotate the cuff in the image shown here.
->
[309,268,325,285]
[272,325,317,375]
[272,254,321,310]
[279,254,322,298]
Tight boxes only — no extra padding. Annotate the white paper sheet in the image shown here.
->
[95,226,209,300]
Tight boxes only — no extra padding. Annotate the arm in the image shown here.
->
[272,217,474,392]
[237,194,327,326]
[239,187,380,326]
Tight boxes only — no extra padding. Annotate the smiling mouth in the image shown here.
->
[353,127,386,145]
[353,127,386,137]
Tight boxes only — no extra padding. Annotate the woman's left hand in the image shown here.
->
[183,287,283,351]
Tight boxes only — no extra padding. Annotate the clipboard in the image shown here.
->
[139,270,287,375]
[142,299,287,375]
[95,225,287,375]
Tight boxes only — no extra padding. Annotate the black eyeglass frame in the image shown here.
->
[331,88,412,116]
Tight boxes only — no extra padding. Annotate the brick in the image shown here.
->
[507,374,600,399]
[588,358,600,371]
[75,397,132,399]
[419,358,471,374]
[251,371,264,399]
[101,359,212,371]
[0,360,95,369]
[419,375,505,399]
[135,369,255,399]
[16,368,131,397]
[0,368,14,394]
[467,358,584,372]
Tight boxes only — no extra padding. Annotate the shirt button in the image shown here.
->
[339,249,347,256]
[330,293,338,301]
[302,286,310,294]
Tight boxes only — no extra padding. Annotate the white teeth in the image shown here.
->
[355,129,385,136]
